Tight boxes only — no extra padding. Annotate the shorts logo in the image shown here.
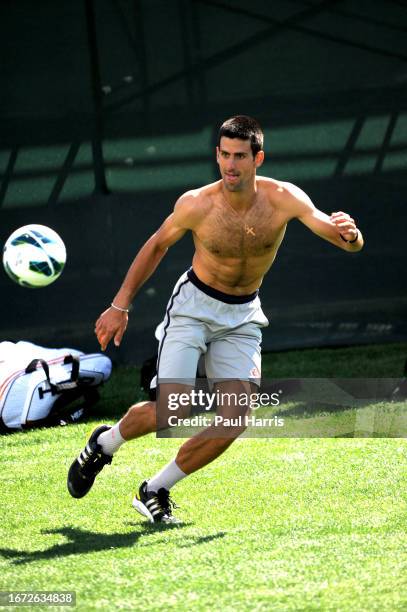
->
[250,367,260,377]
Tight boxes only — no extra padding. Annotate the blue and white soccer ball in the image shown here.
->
[2,224,67,288]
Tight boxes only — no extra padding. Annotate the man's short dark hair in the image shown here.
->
[218,115,264,157]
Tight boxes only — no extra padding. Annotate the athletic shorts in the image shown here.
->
[155,268,269,386]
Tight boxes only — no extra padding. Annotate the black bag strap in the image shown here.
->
[25,355,83,395]
[63,354,80,381]
[25,359,56,395]
[25,358,51,378]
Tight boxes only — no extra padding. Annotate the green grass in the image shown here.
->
[262,342,407,378]
[1,343,406,611]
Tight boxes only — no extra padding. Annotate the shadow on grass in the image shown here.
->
[177,532,227,548]
[126,521,227,547]
[0,524,179,565]
[0,525,227,565]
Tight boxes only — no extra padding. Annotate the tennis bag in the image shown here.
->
[0,341,112,432]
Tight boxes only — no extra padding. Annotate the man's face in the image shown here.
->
[216,136,264,192]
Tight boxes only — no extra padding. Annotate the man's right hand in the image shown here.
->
[95,306,129,351]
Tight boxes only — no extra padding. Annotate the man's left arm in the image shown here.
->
[282,182,364,252]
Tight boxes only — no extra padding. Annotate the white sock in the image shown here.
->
[147,460,187,492]
[97,422,125,456]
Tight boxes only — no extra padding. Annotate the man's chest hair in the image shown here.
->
[196,202,283,258]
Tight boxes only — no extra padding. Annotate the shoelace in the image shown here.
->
[155,489,179,516]
[80,445,112,476]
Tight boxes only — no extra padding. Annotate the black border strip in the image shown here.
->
[187,268,258,304]
[156,277,191,375]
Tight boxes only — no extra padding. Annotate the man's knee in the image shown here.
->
[212,380,252,439]
[121,400,156,438]
[210,415,249,440]
[156,384,192,431]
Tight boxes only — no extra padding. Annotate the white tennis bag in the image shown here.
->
[0,341,112,432]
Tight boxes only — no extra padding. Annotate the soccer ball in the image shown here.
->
[2,224,67,288]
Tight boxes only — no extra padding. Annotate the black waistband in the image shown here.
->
[187,268,259,304]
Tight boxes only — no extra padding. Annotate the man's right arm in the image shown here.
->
[95,192,198,350]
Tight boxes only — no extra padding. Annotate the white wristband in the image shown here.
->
[110,302,130,313]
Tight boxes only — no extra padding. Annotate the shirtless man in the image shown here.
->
[67,116,363,523]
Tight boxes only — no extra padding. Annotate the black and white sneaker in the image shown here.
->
[132,480,180,524]
[67,425,112,498]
